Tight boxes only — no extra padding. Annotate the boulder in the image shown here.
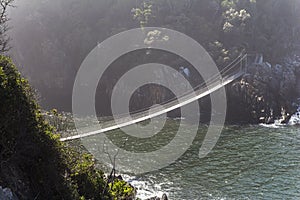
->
[0,186,18,200]
[146,193,168,200]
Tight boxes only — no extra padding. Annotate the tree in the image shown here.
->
[0,0,14,54]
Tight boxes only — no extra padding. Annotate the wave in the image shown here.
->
[123,174,169,200]
[259,106,300,128]
[259,120,285,129]
[288,106,300,126]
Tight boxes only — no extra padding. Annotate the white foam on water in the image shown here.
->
[260,106,300,128]
[122,174,169,200]
[259,119,285,129]
[288,106,300,126]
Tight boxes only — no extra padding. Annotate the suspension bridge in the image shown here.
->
[61,52,256,142]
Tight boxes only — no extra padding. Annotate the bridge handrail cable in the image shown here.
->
[61,53,248,141]
[114,52,247,119]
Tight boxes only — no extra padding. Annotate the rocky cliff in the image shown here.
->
[227,54,300,124]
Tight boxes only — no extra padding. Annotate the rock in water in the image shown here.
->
[162,193,168,200]
[289,106,300,125]
[146,193,168,200]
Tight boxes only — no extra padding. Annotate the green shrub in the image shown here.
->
[0,55,135,199]
[109,179,136,200]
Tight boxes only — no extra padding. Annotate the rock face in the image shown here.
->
[95,52,300,124]
[134,53,300,124]
[0,186,18,200]
[227,54,300,124]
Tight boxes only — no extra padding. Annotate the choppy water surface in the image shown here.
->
[88,121,300,199]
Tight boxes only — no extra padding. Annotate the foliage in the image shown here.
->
[9,0,300,112]
[0,0,14,53]
[109,179,135,200]
[43,109,75,133]
[132,1,153,28]
[0,56,135,199]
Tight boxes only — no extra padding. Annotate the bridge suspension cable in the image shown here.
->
[60,53,249,141]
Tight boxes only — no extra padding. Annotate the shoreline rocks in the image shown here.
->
[145,193,168,200]
[227,53,300,124]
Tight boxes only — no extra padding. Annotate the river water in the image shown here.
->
[117,124,298,199]
[123,124,300,199]
[85,117,300,199]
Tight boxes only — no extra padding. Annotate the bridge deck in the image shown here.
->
[60,54,248,141]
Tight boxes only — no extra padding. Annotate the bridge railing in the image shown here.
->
[61,52,249,141]
[101,52,248,125]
